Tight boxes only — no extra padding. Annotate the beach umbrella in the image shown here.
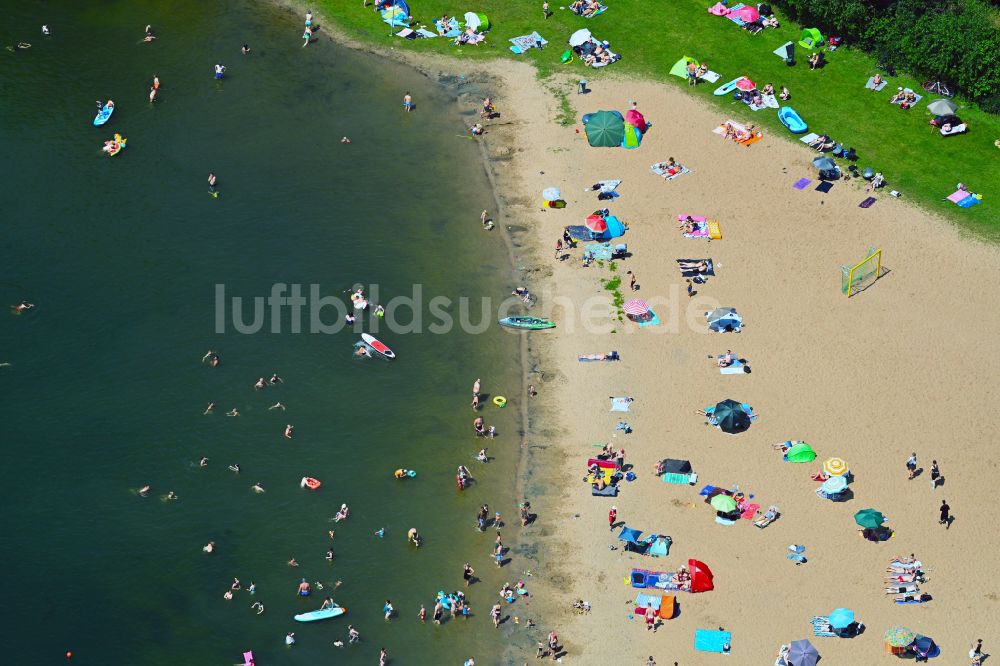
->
[788,639,819,666]
[625,109,647,130]
[732,5,760,22]
[829,608,855,630]
[706,307,738,323]
[884,626,916,647]
[913,635,939,658]
[585,214,608,232]
[542,187,562,202]
[735,77,757,91]
[569,28,593,47]
[824,457,848,476]
[710,494,738,512]
[713,398,752,434]
[785,442,816,463]
[927,99,957,115]
[584,111,625,148]
[623,299,650,316]
[854,508,885,529]
[812,156,836,170]
[821,475,848,494]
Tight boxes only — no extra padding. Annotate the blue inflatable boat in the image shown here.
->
[778,106,807,134]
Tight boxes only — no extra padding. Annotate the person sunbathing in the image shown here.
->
[569,0,585,14]
[779,86,790,100]
[807,134,830,149]
[722,122,737,140]
[867,172,885,191]
[808,52,821,70]
[895,593,931,604]
[582,0,600,17]
[889,87,905,103]
[717,350,735,367]
[593,477,607,490]
[751,93,763,107]
[753,506,779,527]
[871,73,883,90]
[579,351,619,361]
[761,83,774,96]
[762,15,779,27]
[678,260,709,273]
[904,91,916,104]
[696,62,708,78]
[679,219,697,234]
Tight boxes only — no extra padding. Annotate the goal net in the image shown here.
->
[841,247,883,297]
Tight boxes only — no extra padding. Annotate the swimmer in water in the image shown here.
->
[328,530,336,539]
[203,403,214,415]
[334,504,350,522]
[345,312,355,324]
[153,75,160,90]
[199,457,209,467]
[224,590,233,600]
[201,350,220,366]
[477,448,488,462]
[290,559,301,568]
[166,491,178,501]
[472,394,480,410]
[473,378,481,396]
[285,632,295,646]
[269,373,282,384]
[241,44,250,55]
[203,541,215,553]
[252,482,265,494]
[296,579,310,596]
[149,87,157,103]
[229,464,241,473]
[320,597,335,610]
[268,402,286,410]
[42,25,50,35]
[139,485,151,497]
[374,527,385,538]
[249,582,256,594]
[325,548,334,562]
[251,601,264,615]
[355,345,370,358]
[226,408,239,417]
[284,424,294,439]
[231,578,241,591]
[254,377,266,390]
[407,528,421,547]
[12,301,34,315]
[374,304,385,318]
[341,137,351,143]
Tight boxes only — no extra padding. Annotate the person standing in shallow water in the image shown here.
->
[403,92,412,112]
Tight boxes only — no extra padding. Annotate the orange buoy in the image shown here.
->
[300,477,322,490]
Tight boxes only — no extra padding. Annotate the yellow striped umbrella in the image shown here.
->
[824,457,848,477]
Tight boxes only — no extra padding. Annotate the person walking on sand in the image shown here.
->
[554,239,563,259]
[906,452,918,480]
[608,506,617,531]
[645,604,656,631]
[930,460,941,489]
[403,92,412,112]
[627,271,637,291]
[939,499,951,527]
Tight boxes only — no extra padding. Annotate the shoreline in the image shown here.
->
[298,5,1000,664]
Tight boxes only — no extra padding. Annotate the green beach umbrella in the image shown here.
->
[785,442,816,463]
[854,508,885,529]
[884,626,916,647]
[710,494,738,512]
[712,398,752,434]
[585,111,625,148]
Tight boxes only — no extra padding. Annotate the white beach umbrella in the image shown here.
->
[569,29,593,47]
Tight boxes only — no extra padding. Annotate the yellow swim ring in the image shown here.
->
[493,396,507,408]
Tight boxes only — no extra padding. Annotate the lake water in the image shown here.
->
[0,2,528,663]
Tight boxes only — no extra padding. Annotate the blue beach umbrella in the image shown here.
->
[788,639,820,666]
[821,475,848,495]
[829,607,855,629]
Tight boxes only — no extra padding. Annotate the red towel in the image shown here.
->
[740,503,760,520]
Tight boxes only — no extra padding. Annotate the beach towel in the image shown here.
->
[243,652,255,666]
[699,485,717,496]
[454,31,486,46]
[578,351,619,362]
[712,120,744,136]
[799,132,820,145]
[663,472,694,484]
[434,19,462,37]
[583,4,608,18]
[772,41,793,58]
[509,32,547,53]
[638,309,661,327]
[677,259,715,278]
[890,89,923,106]
[793,178,812,190]
[740,503,760,519]
[866,76,888,91]
[740,133,762,147]
[815,181,833,193]
[811,616,836,637]
[715,515,736,525]
[859,197,876,208]
[699,70,722,83]
[610,397,633,412]
[651,163,689,180]
[695,629,732,653]
[592,483,619,496]
[684,224,710,238]
[725,4,747,25]
[957,194,982,207]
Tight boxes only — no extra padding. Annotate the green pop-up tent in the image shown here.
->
[584,110,625,147]
[799,27,823,49]
[669,56,697,79]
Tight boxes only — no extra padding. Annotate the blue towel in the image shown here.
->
[610,397,632,412]
[434,19,462,37]
[699,485,717,497]
[509,32,547,53]
[695,629,732,653]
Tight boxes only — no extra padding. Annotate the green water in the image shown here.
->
[0,2,527,664]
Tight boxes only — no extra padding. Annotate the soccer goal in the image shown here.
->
[841,247,883,297]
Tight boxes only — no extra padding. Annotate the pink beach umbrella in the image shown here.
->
[735,77,757,92]
[585,214,608,233]
[623,299,650,316]
[625,109,647,131]
[732,5,759,22]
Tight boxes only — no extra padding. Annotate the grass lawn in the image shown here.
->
[321,0,999,234]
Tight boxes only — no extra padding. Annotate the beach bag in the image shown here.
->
[560,50,572,63]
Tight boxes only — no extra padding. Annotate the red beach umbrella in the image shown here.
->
[736,77,756,91]
[623,299,650,315]
[585,214,608,232]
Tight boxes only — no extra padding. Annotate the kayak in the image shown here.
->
[361,333,395,360]
[499,316,556,330]
[712,78,742,96]
[94,101,114,126]
[294,604,345,622]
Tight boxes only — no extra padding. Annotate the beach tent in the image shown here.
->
[669,56,698,78]
[597,215,625,239]
[648,536,671,557]
[799,27,823,49]
[463,12,490,32]
[623,123,642,149]
[569,28,593,47]
[584,110,625,147]
[784,442,816,463]
[625,109,647,131]
[689,559,714,593]
[661,459,692,474]
[706,307,743,332]
[788,639,820,666]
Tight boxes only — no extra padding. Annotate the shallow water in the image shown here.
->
[0,2,526,663]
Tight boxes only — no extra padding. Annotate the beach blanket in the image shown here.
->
[396,27,437,39]
[610,396,633,412]
[651,163,689,180]
[663,472,695,484]
[695,629,732,653]
[583,4,609,18]
[772,41,793,58]
[811,616,836,637]
[947,189,982,207]
[565,225,594,241]
[725,4,747,25]
[509,32,547,53]
[638,309,661,327]
[866,76,888,91]
[740,503,760,519]
[592,483,619,496]
[578,351,619,362]
[635,593,663,610]
[859,197,876,208]
[890,89,923,106]
[677,259,715,278]
[679,214,710,237]
[715,516,736,525]
[815,181,833,193]
[799,132,820,145]
[434,19,462,37]
[382,8,410,26]
[720,359,746,374]
[455,31,486,45]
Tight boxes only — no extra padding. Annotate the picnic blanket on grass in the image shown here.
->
[583,4,608,18]
[947,189,982,207]
[509,32,547,53]
[890,89,923,106]
[866,76,888,91]
[434,19,462,37]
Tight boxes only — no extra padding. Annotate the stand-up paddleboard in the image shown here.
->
[294,604,345,622]
[94,101,114,126]
[361,333,395,360]
[712,78,742,96]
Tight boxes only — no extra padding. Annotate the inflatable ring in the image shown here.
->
[493,396,507,408]
[301,476,322,490]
